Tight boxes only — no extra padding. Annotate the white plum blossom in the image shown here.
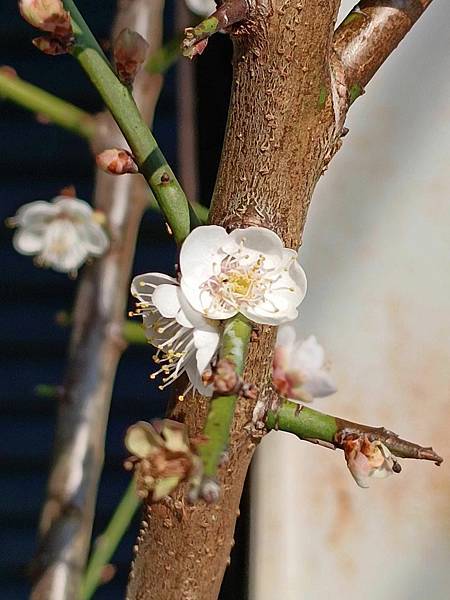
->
[10,195,109,275]
[272,324,336,403]
[185,0,216,16]
[131,273,221,396]
[179,226,307,326]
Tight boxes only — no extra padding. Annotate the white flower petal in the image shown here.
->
[131,273,178,301]
[289,260,308,296]
[180,225,228,284]
[38,220,87,272]
[227,227,285,268]
[52,196,95,220]
[193,329,220,374]
[78,221,109,255]
[301,369,337,398]
[180,281,237,320]
[12,225,45,255]
[276,324,296,348]
[178,290,219,330]
[152,284,183,319]
[296,336,325,371]
[14,200,59,227]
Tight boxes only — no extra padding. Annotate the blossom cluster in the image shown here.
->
[132,225,308,397]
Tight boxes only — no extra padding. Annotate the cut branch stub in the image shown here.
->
[334,0,434,103]
[181,0,249,58]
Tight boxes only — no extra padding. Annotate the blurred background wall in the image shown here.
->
[250,1,450,598]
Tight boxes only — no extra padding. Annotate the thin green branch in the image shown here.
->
[266,400,443,465]
[145,35,182,74]
[81,478,140,600]
[0,68,95,139]
[123,320,147,345]
[63,0,192,244]
[198,314,253,479]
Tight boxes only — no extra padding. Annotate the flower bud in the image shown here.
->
[19,0,72,38]
[113,28,149,86]
[32,35,69,55]
[341,434,395,488]
[96,148,139,175]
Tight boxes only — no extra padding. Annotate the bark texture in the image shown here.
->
[31,2,165,598]
[127,1,435,598]
[127,1,342,598]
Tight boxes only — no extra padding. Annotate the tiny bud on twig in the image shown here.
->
[113,28,149,86]
[19,0,74,54]
[96,148,139,175]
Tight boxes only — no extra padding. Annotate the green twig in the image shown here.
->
[0,68,95,139]
[145,35,182,74]
[63,0,193,244]
[198,314,253,478]
[81,478,141,600]
[123,320,147,345]
[266,401,443,464]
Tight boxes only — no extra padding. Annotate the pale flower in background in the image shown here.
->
[131,273,221,396]
[10,196,109,275]
[180,225,307,325]
[342,435,395,488]
[272,324,336,402]
[185,0,216,16]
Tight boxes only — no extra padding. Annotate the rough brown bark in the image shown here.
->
[31,2,165,598]
[127,1,342,599]
[127,1,435,599]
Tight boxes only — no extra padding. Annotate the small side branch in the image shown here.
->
[266,400,443,465]
[194,314,253,499]
[182,0,249,58]
[334,0,433,103]
[0,67,95,139]
[63,0,193,244]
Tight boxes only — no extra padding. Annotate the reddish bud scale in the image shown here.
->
[96,148,139,175]
[113,28,149,86]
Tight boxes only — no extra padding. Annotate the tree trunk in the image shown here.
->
[127,1,344,599]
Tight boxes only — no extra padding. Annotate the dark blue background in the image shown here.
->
[0,1,247,597]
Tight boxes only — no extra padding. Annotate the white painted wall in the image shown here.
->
[250,2,450,598]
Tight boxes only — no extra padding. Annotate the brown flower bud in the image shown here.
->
[96,148,139,175]
[33,35,73,55]
[113,28,149,86]
[19,0,72,38]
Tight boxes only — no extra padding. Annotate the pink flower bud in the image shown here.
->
[19,0,72,38]
[342,434,395,488]
[113,28,149,86]
[96,148,139,175]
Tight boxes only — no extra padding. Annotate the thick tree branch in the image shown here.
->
[266,401,443,465]
[30,2,166,599]
[127,1,439,598]
[334,0,434,103]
